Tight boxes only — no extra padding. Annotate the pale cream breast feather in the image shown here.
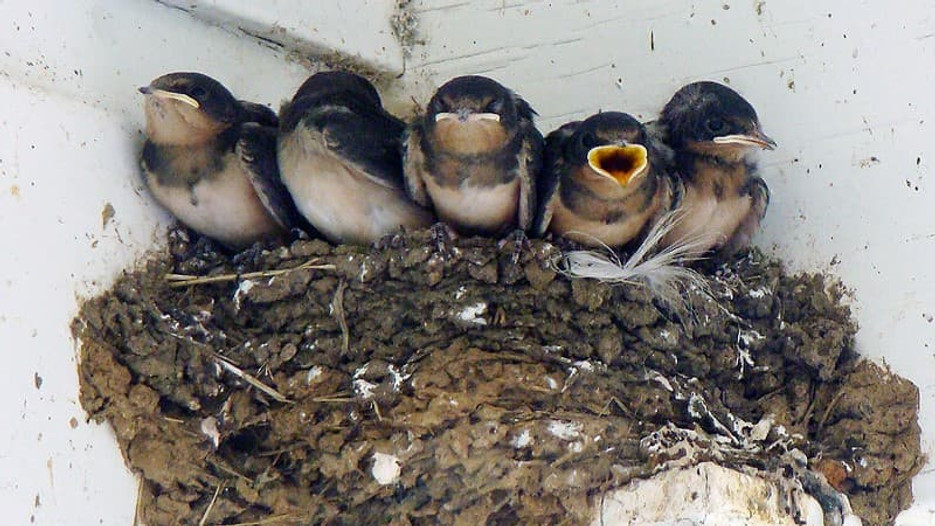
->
[280,126,432,245]
[145,159,280,248]
[664,187,752,251]
[424,176,520,233]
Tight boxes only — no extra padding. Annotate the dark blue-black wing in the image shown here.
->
[401,122,433,208]
[516,124,544,231]
[533,120,579,236]
[237,122,315,235]
[283,93,408,190]
[318,101,408,190]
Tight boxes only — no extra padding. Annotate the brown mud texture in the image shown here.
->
[74,228,923,526]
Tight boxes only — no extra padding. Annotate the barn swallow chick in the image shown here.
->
[140,72,299,250]
[277,71,434,245]
[534,112,673,248]
[655,81,776,256]
[403,75,543,236]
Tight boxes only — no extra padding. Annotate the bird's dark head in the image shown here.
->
[291,71,383,108]
[567,112,650,187]
[139,72,240,145]
[278,71,390,134]
[660,81,776,159]
[425,75,535,155]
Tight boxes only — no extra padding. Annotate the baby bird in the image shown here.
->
[654,81,776,256]
[535,112,674,248]
[403,75,543,236]
[140,72,298,250]
[277,71,434,245]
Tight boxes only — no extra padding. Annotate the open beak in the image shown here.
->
[713,129,777,150]
[587,144,649,186]
[435,110,500,123]
[138,86,200,109]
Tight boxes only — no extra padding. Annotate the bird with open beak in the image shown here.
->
[403,75,543,237]
[534,112,674,248]
[277,71,434,245]
[653,81,777,257]
[139,72,302,250]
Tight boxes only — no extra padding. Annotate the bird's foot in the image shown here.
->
[498,229,532,284]
[374,230,405,250]
[231,242,268,270]
[498,228,532,267]
[290,226,311,241]
[430,222,458,259]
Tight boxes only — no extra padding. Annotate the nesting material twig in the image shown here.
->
[207,458,252,484]
[213,353,292,404]
[817,388,848,435]
[552,211,713,316]
[133,478,144,526]
[311,395,356,403]
[223,514,303,526]
[198,482,225,526]
[165,258,335,288]
[331,280,350,353]
[598,396,632,418]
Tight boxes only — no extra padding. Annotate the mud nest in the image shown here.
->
[74,227,923,526]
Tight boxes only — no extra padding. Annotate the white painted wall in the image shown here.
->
[157,0,406,73]
[1,0,932,524]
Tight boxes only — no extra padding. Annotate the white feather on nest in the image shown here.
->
[551,212,713,316]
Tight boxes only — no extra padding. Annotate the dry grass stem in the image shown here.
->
[166,259,335,288]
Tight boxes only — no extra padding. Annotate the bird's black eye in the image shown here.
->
[580,131,601,150]
[190,86,208,100]
[705,117,725,133]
